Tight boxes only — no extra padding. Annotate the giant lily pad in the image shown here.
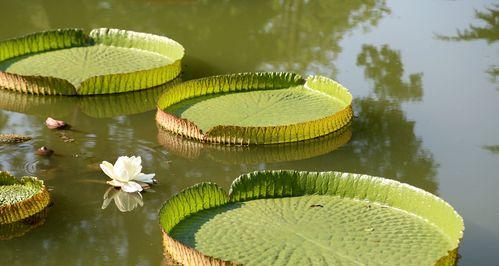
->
[157,125,352,163]
[0,28,184,95]
[156,72,353,144]
[159,171,463,265]
[0,172,50,224]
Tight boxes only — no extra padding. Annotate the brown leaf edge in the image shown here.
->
[0,172,51,224]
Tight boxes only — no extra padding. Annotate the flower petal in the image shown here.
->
[100,161,116,179]
[114,156,133,182]
[121,181,143,193]
[134,173,155,184]
[106,180,125,188]
[114,156,143,181]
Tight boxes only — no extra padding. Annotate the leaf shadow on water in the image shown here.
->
[0,78,179,119]
[157,125,353,165]
[0,207,49,241]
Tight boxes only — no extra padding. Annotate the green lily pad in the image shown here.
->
[159,171,463,266]
[0,28,184,95]
[156,72,353,144]
[157,125,352,163]
[0,172,50,224]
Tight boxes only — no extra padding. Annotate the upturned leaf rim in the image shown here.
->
[0,171,50,224]
[156,72,353,145]
[0,28,184,95]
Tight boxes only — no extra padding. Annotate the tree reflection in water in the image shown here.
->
[436,4,498,86]
[357,45,423,102]
[0,1,441,265]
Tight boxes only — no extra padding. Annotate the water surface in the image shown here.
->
[0,0,498,265]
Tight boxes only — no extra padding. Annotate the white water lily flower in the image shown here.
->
[100,156,155,193]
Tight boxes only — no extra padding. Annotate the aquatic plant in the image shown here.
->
[159,170,463,265]
[0,171,50,224]
[156,72,353,145]
[100,156,155,193]
[0,28,184,95]
[0,134,31,144]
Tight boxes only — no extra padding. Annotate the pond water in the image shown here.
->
[0,0,497,265]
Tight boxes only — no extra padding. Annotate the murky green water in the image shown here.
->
[0,0,497,265]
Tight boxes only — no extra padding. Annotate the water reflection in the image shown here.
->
[0,0,391,78]
[0,208,48,240]
[339,98,438,192]
[157,126,352,164]
[0,0,444,265]
[102,187,144,212]
[256,0,390,76]
[437,4,498,44]
[436,4,498,87]
[343,44,437,191]
[357,44,423,102]
[483,145,499,154]
[0,80,176,118]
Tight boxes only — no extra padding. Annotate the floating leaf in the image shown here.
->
[156,72,353,144]
[0,28,184,95]
[0,172,50,224]
[159,171,464,265]
[0,134,31,144]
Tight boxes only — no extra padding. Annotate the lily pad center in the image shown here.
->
[0,44,172,87]
[170,195,454,265]
[166,86,348,132]
[0,178,41,206]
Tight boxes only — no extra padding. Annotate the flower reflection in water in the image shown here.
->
[101,187,144,212]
